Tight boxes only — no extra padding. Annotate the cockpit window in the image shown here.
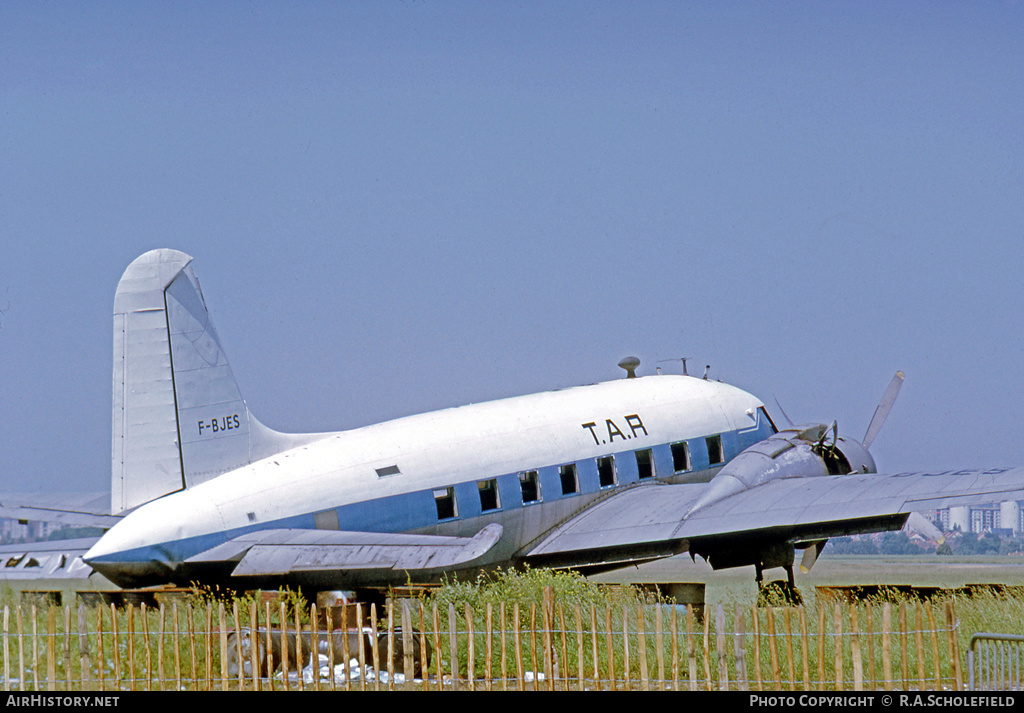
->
[760,406,778,434]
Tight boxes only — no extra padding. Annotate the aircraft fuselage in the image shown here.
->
[86,374,774,588]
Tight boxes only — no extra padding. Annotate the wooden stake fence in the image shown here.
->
[0,597,963,691]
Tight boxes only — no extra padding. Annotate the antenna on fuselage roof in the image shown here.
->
[617,356,641,378]
[656,357,691,376]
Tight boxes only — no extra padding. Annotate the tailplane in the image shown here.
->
[112,249,323,514]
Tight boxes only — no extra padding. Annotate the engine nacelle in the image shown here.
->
[686,424,877,518]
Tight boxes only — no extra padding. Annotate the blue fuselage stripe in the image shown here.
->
[91,420,775,570]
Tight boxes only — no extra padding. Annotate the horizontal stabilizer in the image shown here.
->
[0,506,122,530]
[0,492,121,529]
[187,523,503,577]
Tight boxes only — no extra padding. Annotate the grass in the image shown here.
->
[1,560,1023,690]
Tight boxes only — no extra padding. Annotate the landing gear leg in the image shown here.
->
[756,563,803,607]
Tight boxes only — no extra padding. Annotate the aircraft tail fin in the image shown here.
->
[112,249,321,514]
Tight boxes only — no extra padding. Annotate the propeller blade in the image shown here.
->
[862,370,905,450]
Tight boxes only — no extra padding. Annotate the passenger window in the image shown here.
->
[434,487,458,520]
[671,442,691,473]
[635,449,654,479]
[559,464,579,495]
[597,456,616,487]
[520,471,541,504]
[707,435,724,465]
[478,479,501,512]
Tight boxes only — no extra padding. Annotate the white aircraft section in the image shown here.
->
[88,373,761,562]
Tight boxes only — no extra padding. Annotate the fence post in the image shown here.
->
[927,602,941,689]
[430,602,441,691]
[833,602,843,690]
[447,602,458,690]
[915,602,925,689]
[817,605,825,691]
[501,602,509,691]
[110,604,119,690]
[557,601,568,690]
[514,602,524,690]
[96,605,104,691]
[899,602,908,688]
[752,604,762,691]
[686,604,697,691]
[655,604,665,689]
[142,603,152,691]
[370,603,380,691]
[639,602,650,691]
[233,600,244,691]
[850,604,863,691]
[734,603,747,691]
[465,603,475,691]
[402,601,413,691]
[784,608,796,690]
[605,603,615,691]
[78,604,91,691]
[250,599,260,692]
[359,602,368,692]
[218,602,228,691]
[621,603,631,690]
[702,602,711,690]
[715,604,727,691]
[294,601,305,690]
[419,602,430,692]
[46,605,55,691]
[946,601,961,690]
[63,606,72,691]
[386,600,394,691]
[484,602,494,691]
[542,587,553,690]
[766,605,780,690]
[574,604,584,690]
[158,603,166,691]
[798,607,810,690]
[865,603,875,690]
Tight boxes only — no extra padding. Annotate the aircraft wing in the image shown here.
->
[186,523,504,578]
[526,467,1024,569]
[676,466,1024,540]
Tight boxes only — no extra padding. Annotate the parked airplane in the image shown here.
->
[20,248,1024,597]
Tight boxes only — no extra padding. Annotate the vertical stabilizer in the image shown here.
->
[112,249,321,514]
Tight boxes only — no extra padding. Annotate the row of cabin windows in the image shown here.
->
[433,434,727,521]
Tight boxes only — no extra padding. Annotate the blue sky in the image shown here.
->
[1,2,1022,495]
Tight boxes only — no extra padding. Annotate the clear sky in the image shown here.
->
[1,2,1022,496]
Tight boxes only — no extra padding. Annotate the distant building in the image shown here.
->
[928,502,1022,535]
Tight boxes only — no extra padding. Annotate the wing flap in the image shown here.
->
[187,524,503,577]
